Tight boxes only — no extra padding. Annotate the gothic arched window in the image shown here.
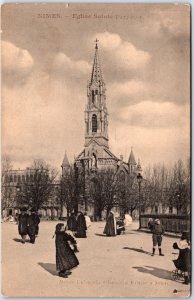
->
[92,90,95,103]
[92,114,97,132]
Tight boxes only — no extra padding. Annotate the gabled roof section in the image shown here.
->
[128,148,137,165]
[90,40,103,85]
[62,152,70,167]
[104,148,119,161]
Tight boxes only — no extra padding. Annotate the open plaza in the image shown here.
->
[2,220,190,298]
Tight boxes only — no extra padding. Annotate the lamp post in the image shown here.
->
[137,173,143,229]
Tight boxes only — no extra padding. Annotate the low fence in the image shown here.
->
[140,214,190,234]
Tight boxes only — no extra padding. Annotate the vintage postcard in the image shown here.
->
[1,3,191,298]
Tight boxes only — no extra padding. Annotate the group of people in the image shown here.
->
[103,211,132,237]
[18,207,40,244]
[66,211,91,238]
[148,218,191,285]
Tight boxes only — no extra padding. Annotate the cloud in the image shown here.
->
[53,52,91,78]
[94,32,151,70]
[116,101,189,128]
[2,41,34,85]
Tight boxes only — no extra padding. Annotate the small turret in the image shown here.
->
[61,151,70,177]
[136,158,142,174]
[128,147,137,174]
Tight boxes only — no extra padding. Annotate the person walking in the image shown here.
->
[103,211,117,237]
[27,208,39,244]
[75,211,87,238]
[149,218,165,256]
[54,223,79,278]
[18,207,29,244]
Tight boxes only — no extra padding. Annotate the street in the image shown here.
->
[2,220,191,298]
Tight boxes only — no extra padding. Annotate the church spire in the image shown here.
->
[90,39,104,85]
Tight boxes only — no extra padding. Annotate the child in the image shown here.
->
[54,223,79,278]
[149,218,165,256]
[173,231,191,284]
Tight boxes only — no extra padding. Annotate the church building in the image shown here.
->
[62,41,142,217]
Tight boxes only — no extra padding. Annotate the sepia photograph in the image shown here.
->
[1,3,191,298]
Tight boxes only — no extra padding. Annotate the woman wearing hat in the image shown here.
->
[18,207,29,244]
[173,231,191,284]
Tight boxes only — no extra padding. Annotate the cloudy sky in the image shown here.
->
[2,4,190,171]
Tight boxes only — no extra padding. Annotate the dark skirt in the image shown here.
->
[56,232,79,271]
[75,229,87,238]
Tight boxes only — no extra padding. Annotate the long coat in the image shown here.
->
[67,215,77,232]
[55,232,79,271]
[103,213,117,236]
[173,241,191,272]
[18,213,29,235]
[27,214,40,236]
[75,213,87,238]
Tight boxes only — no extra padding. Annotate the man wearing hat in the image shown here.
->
[18,207,29,244]
[27,208,40,244]
[150,218,165,256]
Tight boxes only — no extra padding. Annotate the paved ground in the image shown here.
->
[2,220,191,298]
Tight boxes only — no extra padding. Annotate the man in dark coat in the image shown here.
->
[67,212,77,233]
[75,212,87,238]
[103,211,117,236]
[55,223,79,278]
[173,231,191,284]
[18,207,29,243]
[149,218,165,256]
[27,208,40,244]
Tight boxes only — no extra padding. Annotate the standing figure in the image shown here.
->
[149,218,165,256]
[103,211,117,237]
[84,212,91,229]
[34,210,40,236]
[67,212,77,234]
[55,223,79,278]
[27,208,39,244]
[75,212,87,238]
[173,231,191,285]
[18,207,29,244]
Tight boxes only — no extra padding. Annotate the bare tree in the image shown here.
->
[19,159,58,211]
[58,166,78,218]
[90,168,118,221]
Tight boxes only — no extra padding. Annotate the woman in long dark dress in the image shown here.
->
[75,212,87,238]
[67,212,77,233]
[103,211,117,236]
[55,223,79,278]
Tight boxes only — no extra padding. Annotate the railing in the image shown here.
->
[140,214,190,234]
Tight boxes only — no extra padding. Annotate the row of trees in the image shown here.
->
[2,155,190,219]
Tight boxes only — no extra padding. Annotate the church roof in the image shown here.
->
[90,40,103,85]
[128,148,137,165]
[61,152,70,167]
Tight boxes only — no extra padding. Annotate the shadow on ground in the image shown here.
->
[133,265,173,281]
[95,233,107,237]
[13,238,30,243]
[38,262,58,276]
[123,247,151,255]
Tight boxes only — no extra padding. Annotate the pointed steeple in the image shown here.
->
[61,151,70,168]
[90,39,103,85]
[128,147,137,165]
[137,158,142,173]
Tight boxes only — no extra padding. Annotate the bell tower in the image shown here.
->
[84,39,109,148]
